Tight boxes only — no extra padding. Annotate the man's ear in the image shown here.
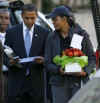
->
[36,12,38,17]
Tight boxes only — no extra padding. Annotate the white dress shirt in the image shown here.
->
[23,22,34,45]
[0,32,8,71]
[0,32,6,46]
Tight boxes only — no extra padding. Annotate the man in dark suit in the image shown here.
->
[45,6,96,103]
[0,8,10,103]
[5,4,49,103]
[0,41,3,103]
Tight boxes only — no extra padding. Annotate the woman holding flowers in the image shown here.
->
[45,6,96,103]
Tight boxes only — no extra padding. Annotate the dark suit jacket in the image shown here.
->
[45,24,96,86]
[0,42,3,102]
[5,23,49,97]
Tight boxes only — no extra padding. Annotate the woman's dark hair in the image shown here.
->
[21,4,37,14]
[60,5,75,27]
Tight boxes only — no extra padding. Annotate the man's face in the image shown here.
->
[22,11,37,29]
[0,12,10,32]
[52,16,67,31]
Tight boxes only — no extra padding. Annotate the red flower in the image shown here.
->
[67,51,73,57]
[62,48,85,57]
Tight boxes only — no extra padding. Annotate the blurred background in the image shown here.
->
[21,0,100,50]
[7,0,100,51]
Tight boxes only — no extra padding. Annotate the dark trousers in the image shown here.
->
[7,87,44,103]
[51,80,81,103]
[2,72,8,103]
[8,91,44,103]
[7,76,44,103]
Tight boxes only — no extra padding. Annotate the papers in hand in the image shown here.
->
[19,56,42,63]
[65,63,82,73]
[70,34,83,50]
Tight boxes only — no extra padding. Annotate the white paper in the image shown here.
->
[19,56,42,63]
[65,63,82,72]
[70,34,83,50]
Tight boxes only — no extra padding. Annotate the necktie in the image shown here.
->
[24,29,31,76]
[25,29,31,57]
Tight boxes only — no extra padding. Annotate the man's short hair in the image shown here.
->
[21,4,37,14]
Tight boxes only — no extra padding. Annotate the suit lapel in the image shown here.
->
[18,24,27,57]
[29,25,40,56]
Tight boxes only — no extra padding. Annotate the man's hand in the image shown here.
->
[9,58,19,66]
[9,58,22,70]
[59,68,65,75]
[35,56,44,64]
[65,71,87,77]
[75,71,87,77]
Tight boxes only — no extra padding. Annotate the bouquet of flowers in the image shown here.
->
[53,48,88,72]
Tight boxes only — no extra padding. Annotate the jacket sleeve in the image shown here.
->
[45,34,60,74]
[82,31,96,75]
[0,42,3,69]
[0,42,3,100]
[4,29,16,69]
[3,30,12,67]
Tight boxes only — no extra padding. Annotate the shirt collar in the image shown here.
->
[23,22,34,34]
[0,32,6,37]
[56,27,73,40]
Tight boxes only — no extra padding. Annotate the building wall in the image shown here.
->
[7,0,32,4]
[52,0,100,6]
[21,0,32,4]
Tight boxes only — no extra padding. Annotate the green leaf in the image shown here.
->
[53,55,88,69]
